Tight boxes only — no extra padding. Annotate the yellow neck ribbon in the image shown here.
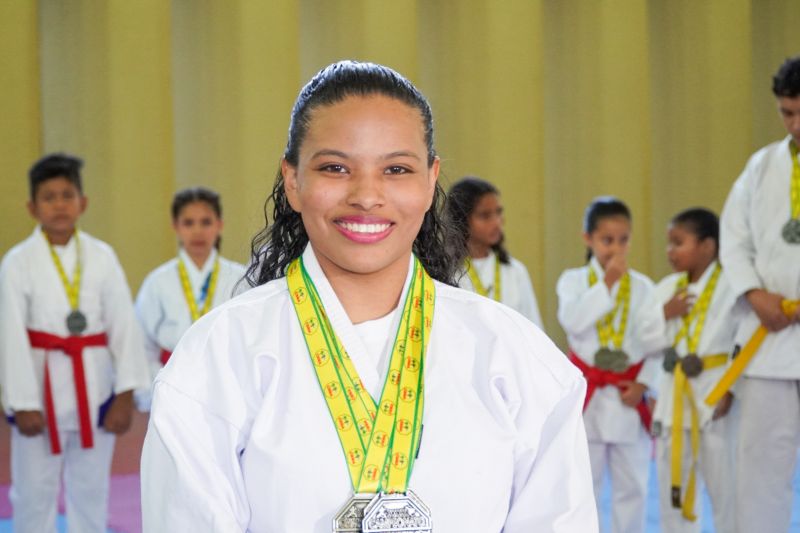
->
[177,257,220,323]
[465,254,501,301]
[588,268,630,349]
[287,256,433,494]
[669,263,724,521]
[46,231,81,311]
[791,142,800,219]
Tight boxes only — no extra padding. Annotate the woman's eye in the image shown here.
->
[385,165,410,175]
[320,164,347,173]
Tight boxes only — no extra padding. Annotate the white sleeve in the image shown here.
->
[503,373,598,531]
[0,253,41,412]
[632,281,668,390]
[720,162,763,298]
[101,250,150,394]
[134,274,166,410]
[556,270,614,336]
[141,381,249,532]
[515,262,544,329]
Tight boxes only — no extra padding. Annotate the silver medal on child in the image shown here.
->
[66,310,87,335]
[333,493,375,533]
[781,218,800,244]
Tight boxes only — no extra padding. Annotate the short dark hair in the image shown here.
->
[446,176,509,264]
[772,56,800,98]
[29,153,83,199]
[671,207,719,254]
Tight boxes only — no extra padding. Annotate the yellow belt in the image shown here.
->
[670,353,728,521]
[705,299,800,406]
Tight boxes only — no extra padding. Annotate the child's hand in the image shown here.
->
[746,289,792,331]
[103,391,134,435]
[14,410,45,436]
[618,380,646,407]
[604,254,628,289]
[663,290,693,320]
[712,392,734,420]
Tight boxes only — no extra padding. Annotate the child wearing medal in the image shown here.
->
[134,186,246,410]
[0,153,150,532]
[652,208,738,532]
[447,176,544,328]
[141,60,597,532]
[718,56,800,531]
[556,196,666,533]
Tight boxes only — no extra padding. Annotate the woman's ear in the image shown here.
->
[282,158,302,213]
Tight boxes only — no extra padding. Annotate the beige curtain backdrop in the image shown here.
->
[1,0,797,347]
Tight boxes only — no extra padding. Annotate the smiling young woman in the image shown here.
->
[140,61,597,532]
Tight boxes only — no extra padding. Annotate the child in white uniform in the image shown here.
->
[557,196,666,533]
[134,187,245,409]
[447,176,544,328]
[0,153,150,533]
[141,61,598,532]
[653,208,738,532]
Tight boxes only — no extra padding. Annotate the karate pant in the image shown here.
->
[10,426,116,533]
[735,376,800,533]
[589,433,651,533]
[655,409,737,533]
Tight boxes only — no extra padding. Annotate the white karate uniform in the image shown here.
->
[458,253,544,328]
[720,135,800,532]
[556,256,667,533]
[652,262,739,532]
[141,245,598,532]
[0,227,150,533]
[134,248,246,410]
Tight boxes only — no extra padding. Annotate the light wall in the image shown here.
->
[1,0,797,347]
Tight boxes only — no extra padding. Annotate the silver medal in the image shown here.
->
[662,347,679,373]
[362,490,432,533]
[333,493,375,533]
[594,348,630,373]
[782,218,800,244]
[66,310,87,335]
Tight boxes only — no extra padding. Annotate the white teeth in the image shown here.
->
[339,221,390,234]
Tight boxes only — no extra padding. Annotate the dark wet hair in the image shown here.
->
[583,196,631,261]
[29,153,83,199]
[446,176,509,264]
[245,60,464,287]
[670,207,719,255]
[172,186,223,250]
[772,56,800,98]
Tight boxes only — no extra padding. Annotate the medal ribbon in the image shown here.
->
[790,142,800,220]
[287,256,433,494]
[671,263,721,353]
[465,255,501,301]
[177,257,220,322]
[46,231,81,311]
[588,268,630,349]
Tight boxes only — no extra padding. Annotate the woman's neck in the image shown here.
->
[467,240,491,259]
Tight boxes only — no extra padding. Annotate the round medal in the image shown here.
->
[663,347,679,373]
[680,353,704,378]
[66,310,87,335]
[781,218,800,244]
[595,348,629,372]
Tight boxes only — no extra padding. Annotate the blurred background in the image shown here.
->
[1,0,798,347]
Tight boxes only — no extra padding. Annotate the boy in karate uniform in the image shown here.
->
[0,153,150,532]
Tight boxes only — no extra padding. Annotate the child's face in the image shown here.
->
[777,96,800,147]
[583,215,630,269]
[27,176,86,241]
[283,94,438,279]
[666,223,712,274]
[468,193,504,250]
[173,201,222,259]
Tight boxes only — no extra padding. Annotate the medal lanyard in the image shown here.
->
[464,255,501,301]
[588,268,630,349]
[288,256,433,494]
[47,231,81,311]
[672,263,721,353]
[790,142,800,220]
[177,257,220,322]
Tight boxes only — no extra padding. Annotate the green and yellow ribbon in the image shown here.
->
[46,231,81,311]
[588,268,630,349]
[465,255,501,302]
[177,257,220,323]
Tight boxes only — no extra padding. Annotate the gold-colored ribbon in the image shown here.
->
[46,231,81,311]
[705,299,800,406]
[790,142,800,220]
[177,257,220,323]
[465,255,501,301]
[588,268,630,349]
[287,256,433,494]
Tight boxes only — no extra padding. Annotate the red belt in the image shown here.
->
[160,349,172,366]
[569,351,652,431]
[27,330,108,454]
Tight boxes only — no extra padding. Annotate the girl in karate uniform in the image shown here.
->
[652,208,738,532]
[447,176,544,328]
[134,187,245,409]
[141,61,598,532]
[557,196,666,533]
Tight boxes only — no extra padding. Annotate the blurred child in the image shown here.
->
[557,196,666,533]
[653,207,738,532]
[0,153,149,532]
[447,176,543,327]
